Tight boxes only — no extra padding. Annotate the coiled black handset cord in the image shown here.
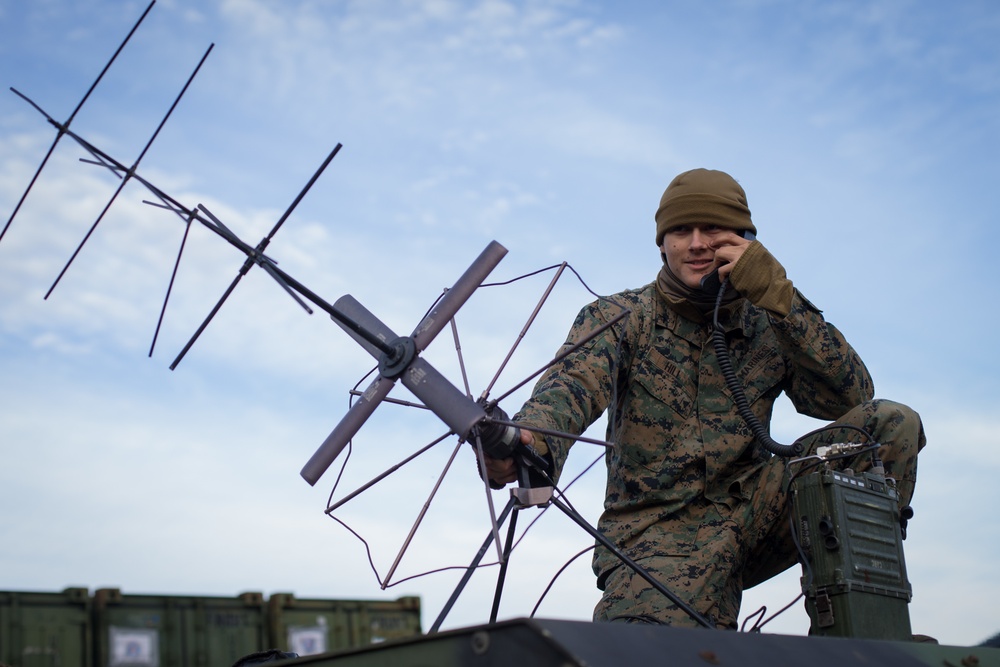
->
[711,276,803,457]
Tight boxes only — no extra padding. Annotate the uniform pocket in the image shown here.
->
[631,345,695,419]
[614,345,699,477]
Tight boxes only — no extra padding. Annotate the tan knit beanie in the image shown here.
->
[654,168,756,245]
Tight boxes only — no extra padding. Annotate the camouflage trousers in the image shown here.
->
[592,398,925,629]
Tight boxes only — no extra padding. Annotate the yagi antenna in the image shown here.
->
[4,4,522,508]
[45,43,215,300]
[0,0,156,246]
[2,5,357,368]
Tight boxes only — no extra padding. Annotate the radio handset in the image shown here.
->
[699,230,755,293]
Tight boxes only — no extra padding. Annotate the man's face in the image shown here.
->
[660,223,731,289]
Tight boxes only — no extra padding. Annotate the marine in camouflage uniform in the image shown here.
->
[495,169,925,629]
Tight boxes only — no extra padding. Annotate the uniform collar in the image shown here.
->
[654,286,750,345]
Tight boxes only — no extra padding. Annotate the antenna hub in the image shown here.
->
[378,336,417,380]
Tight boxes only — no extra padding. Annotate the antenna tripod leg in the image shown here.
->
[488,504,519,623]
[430,484,716,631]
[429,497,517,634]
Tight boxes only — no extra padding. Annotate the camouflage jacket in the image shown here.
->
[514,281,874,579]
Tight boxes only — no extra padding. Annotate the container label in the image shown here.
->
[109,626,159,667]
[288,626,327,656]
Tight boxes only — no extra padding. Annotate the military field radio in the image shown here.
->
[789,448,913,639]
[707,275,915,639]
[5,1,915,639]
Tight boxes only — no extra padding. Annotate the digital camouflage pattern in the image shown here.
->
[514,280,924,628]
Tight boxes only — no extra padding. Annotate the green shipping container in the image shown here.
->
[267,594,421,656]
[92,589,268,667]
[0,587,93,667]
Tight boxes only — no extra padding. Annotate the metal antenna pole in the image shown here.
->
[493,309,630,404]
[481,262,567,401]
[324,431,452,515]
[472,432,506,563]
[381,439,465,589]
[449,315,473,399]
[453,313,506,562]
[149,206,196,357]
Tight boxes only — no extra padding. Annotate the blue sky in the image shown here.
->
[1,0,998,648]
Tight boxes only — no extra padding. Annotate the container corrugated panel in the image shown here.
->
[361,597,421,644]
[267,594,420,656]
[0,587,93,667]
[92,589,268,667]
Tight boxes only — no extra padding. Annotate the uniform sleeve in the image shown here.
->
[770,290,875,420]
[730,240,874,419]
[513,294,640,483]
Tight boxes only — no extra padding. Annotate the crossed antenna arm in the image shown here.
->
[300,240,510,486]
